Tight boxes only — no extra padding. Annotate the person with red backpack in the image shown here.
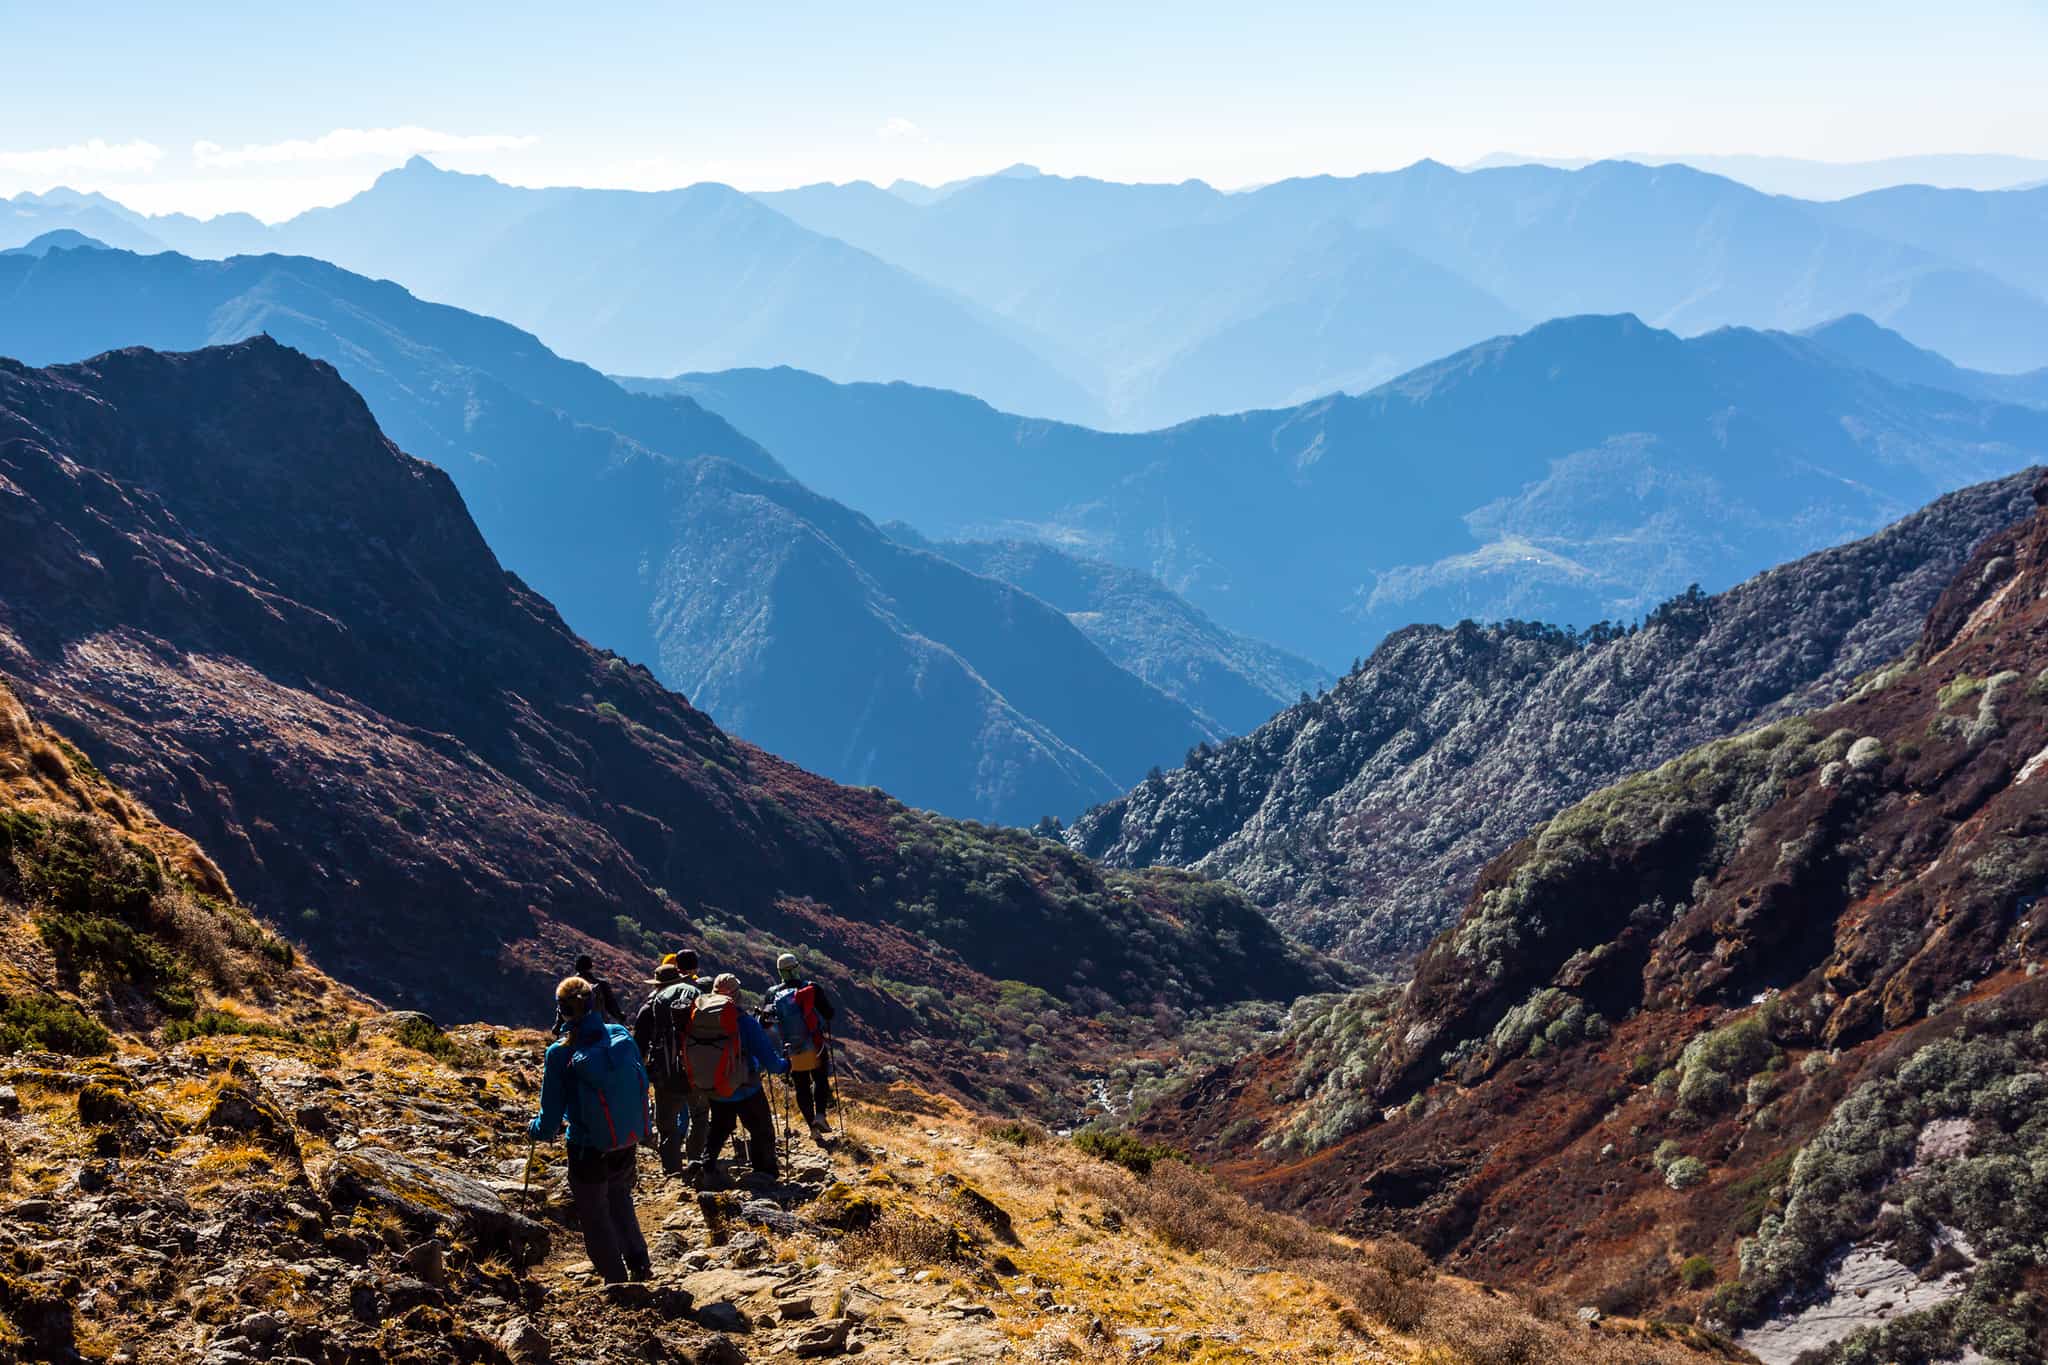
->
[686,972,789,1188]
[767,952,838,1142]
[530,976,654,1283]
[632,955,702,1177]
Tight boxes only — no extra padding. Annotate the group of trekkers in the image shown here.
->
[527,947,839,1283]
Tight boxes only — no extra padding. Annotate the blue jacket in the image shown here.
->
[530,1013,650,1150]
[718,1011,791,1105]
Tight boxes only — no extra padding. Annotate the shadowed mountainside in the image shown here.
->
[0,245,1239,824]
[0,338,1332,1112]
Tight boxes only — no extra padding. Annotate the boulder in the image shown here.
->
[323,1148,549,1265]
[203,1078,300,1160]
[698,1300,752,1333]
[499,1316,550,1364]
[788,1317,852,1357]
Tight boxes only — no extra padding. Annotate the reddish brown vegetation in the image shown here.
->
[1148,477,2048,1322]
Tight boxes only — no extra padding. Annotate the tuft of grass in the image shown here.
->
[162,1009,336,1052]
[841,1211,964,1268]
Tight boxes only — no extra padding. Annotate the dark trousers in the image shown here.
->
[793,1057,833,1124]
[652,1081,692,1174]
[567,1145,650,1284]
[702,1090,778,1180]
[679,1090,714,1164]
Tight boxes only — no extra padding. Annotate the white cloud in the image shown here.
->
[877,117,930,144]
[191,126,537,169]
[0,138,164,176]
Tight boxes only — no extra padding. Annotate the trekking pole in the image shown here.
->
[521,1135,536,1202]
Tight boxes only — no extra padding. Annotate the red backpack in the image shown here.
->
[683,993,754,1099]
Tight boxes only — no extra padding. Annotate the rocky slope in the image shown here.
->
[0,245,1241,826]
[0,340,1330,1111]
[0,678,1732,1364]
[646,317,2048,668]
[1143,475,2048,1362]
[1070,471,2040,968]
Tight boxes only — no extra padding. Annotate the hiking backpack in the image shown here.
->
[643,980,703,1083]
[683,992,755,1099]
[566,1021,651,1153]
[771,983,827,1069]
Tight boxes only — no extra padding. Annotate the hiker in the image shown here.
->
[766,952,838,1141]
[685,971,790,1187]
[573,953,626,1024]
[529,976,653,1284]
[632,955,703,1175]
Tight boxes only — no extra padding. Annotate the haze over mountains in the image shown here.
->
[8,156,2048,429]
[1463,151,2048,198]
[0,244,1287,823]
[650,316,2048,670]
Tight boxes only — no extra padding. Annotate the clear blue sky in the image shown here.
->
[4,0,2045,218]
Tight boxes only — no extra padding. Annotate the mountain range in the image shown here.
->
[1067,470,2040,968]
[0,244,1296,823]
[646,316,2048,670]
[1143,470,2048,1363]
[1461,151,2048,198]
[10,157,2048,429]
[0,338,1329,1096]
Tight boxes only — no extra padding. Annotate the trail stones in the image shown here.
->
[323,1147,549,1264]
[203,1075,300,1159]
[499,1316,551,1364]
[789,1316,852,1357]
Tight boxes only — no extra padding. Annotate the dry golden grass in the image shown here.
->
[830,1096,1749,1365]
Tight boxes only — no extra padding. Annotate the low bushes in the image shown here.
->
[0,994,111,1056]
[1071,1129,1185,1176]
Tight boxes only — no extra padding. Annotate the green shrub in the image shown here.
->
[1665,1156,1709,1189]
[1073,1129,1186,1176]
[1936,674,1985,710]
[1678,1254,1716,1290]
[0,994,111,1056]
[393,1015,465,1065]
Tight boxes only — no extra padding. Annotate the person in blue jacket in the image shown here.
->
[697,972,791,1188]
[530,975,653,1283]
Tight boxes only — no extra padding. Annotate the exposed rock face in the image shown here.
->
[1149,476,2048,1361]
[1071,470,2041,968]
[0,340,1329,1100]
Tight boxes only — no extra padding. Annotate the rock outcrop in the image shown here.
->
[1073,470,2041,968]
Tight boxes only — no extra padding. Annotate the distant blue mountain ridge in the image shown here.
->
[0,244,1314,824]
[9,156,2047,429]
[634,312,2048,670]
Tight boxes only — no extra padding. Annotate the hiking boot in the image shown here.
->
[808,1118,831,1144]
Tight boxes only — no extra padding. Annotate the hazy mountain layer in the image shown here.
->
[13,159,2048,430]
[896,531,1330,736]
[0,245,1234,824]
[644,316,2048,669]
